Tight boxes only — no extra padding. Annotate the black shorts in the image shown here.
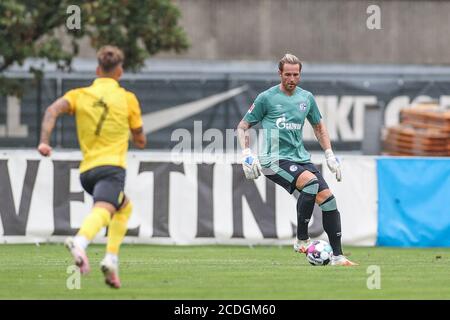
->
[263,160,329,194]
[79,165,126,209]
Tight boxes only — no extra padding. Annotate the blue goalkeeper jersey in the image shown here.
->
[243,85,322,166]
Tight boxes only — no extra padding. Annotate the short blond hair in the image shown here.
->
[97,45,124,73]
[278,53,302,72]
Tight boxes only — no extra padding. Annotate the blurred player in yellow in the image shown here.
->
[37,45,146,288]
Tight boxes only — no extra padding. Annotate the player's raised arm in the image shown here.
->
[312,120,342,182]
[37,97,71,156]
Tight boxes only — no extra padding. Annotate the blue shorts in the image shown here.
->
[79,165,126,209]
[263,160,329,194]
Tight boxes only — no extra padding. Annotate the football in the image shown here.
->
[306,240,333,266]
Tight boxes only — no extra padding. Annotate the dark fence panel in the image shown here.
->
[1,73,449,152]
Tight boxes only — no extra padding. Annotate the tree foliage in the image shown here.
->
[0,0,189,95]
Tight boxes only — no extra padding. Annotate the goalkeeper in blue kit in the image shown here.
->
[237,53,357,266]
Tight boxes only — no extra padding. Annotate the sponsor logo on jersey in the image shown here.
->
[275,117,286,129]
[276,117,303,130]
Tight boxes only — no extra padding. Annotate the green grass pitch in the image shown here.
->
[0,244,449,299]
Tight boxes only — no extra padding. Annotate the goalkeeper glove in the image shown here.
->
[325,149,342,182]
[241,148,262,180]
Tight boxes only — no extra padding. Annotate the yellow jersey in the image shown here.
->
[63,78,143,173]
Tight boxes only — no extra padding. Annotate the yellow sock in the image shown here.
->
[106,201,132,255]
[78,207,111,241]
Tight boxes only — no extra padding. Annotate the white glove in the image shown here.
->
[325,149,342,182]
[241,148,262,180]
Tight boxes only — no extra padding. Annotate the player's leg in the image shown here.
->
[293,170,319,252]
[65,201,114,275]
[83,167,127,288]
[102,194,133,289]
[106,196,132,258]
[76,201,114,247]
[316,188,357,266]
[65,168,115,274]
[263,161,316,253]
[315,189,342,255]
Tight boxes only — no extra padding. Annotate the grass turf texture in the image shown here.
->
[0,244,449,299]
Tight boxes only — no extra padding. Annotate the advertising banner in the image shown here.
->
[0,151,378,246]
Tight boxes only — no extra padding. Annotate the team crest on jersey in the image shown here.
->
[298,102,307,112]
[289,165,298,172]
[248,103,255,113]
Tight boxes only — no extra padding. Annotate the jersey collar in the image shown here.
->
[278,84,299,96]
[93,77,119,86]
